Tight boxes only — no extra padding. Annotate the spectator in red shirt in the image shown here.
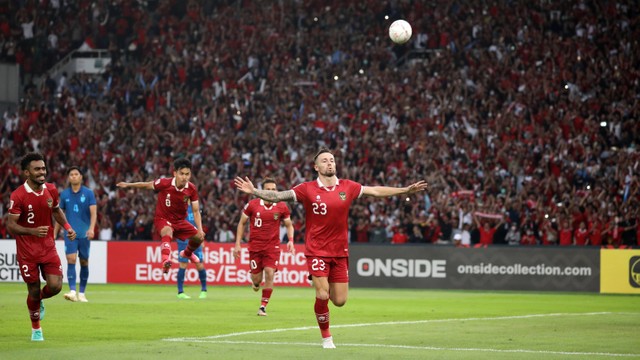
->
[558,220,573,246]
[474,215,503,246]
[574,221,590,246]
[391,227,409,244]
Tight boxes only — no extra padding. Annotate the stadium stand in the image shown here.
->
[0,0,638,247]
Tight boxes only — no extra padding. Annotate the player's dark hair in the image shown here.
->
[20,152,45,171]
[313,147,333,162]
[67,166,83,176]
[262,177,277,187]
[173,158,192,171]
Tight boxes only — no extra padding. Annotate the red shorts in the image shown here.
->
[306,256,349,283]
[249,249,280,274]
[18,250,63,283]
[154,218,198,240]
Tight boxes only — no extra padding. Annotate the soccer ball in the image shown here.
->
[389,19,412,44]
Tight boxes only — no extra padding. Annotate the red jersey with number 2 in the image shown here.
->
[292,178,363,257]
[8,182,60,260]
[153,177,199,223]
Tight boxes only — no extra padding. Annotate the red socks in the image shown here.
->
[261,288,273,307]
[185,238,201,256]
[314,297,331,338]
[161,236,171,261]
[27,295,40,329]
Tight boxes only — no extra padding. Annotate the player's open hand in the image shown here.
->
[287,241,295,255]
[86,229,95,240]
[115,182,128,188]
[406,180,428,194]
[234,176,255,195]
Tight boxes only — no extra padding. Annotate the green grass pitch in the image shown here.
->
[0,283,638,359]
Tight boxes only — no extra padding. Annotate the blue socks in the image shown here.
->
[67,264,76,291]
[199,269,207,291]
[79,265,89,293]
[177,268,186,293]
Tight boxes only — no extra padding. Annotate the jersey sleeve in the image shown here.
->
[242,202,252,217]
[48,183,61,208]
[87,188,97,205]
[189,182,199,202]
[292,182,307,203]
[281,203,291,220]
[152,178,166,192]
[8,191,23,216]
[59,190,67,210]
[349,180,364,199]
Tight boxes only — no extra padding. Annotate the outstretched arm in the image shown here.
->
[362,180,428,198]
[116,181,154,190]
[234,176,295,203]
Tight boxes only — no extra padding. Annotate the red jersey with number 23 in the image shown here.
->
[292,178,363,257]
[243,199,291,252]
[153,177,199,223]
[8,182,60,260]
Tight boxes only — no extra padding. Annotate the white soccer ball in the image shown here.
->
[389,19,412,44]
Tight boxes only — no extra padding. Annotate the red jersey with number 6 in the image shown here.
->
[153,177,199,223]
[8,182,60,260]
[243,199,291,252]
[292,178,363,257]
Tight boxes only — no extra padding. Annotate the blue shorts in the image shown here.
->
[176,239,204,263]
[65,237,91,260]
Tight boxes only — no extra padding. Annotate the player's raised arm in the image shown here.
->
[116,181,155,190]
[362,180,428,198]
[234,176,295,203]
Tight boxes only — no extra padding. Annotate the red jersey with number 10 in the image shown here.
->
[8,182,60,260]
[292,178,363,257]
[243,198,291,252]
[153,177,199,223]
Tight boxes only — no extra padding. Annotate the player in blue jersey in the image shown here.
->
[54,166,97,303]
[176,202,208,299]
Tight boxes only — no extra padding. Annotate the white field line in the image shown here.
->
[163,312,640,357]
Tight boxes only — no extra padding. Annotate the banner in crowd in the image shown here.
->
[600,249,640,294]
[106,242,309,287]
[349,245,601,292]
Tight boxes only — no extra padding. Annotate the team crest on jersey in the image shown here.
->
[47,198,53,208]
[273,213,279,220]
[339,192,346,200]
[183,196,189,203]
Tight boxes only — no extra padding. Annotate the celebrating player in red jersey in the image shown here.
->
[116,158,205,272]
[233,177,295,316]
[234,148,428,349]
[7,152,77,342]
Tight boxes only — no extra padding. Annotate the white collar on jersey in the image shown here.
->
[171,177,189,191]
[316,177,340,192]
[259,199,275,210]
[24,181,47,196]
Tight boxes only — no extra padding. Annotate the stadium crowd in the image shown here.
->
[0,0,639,247]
